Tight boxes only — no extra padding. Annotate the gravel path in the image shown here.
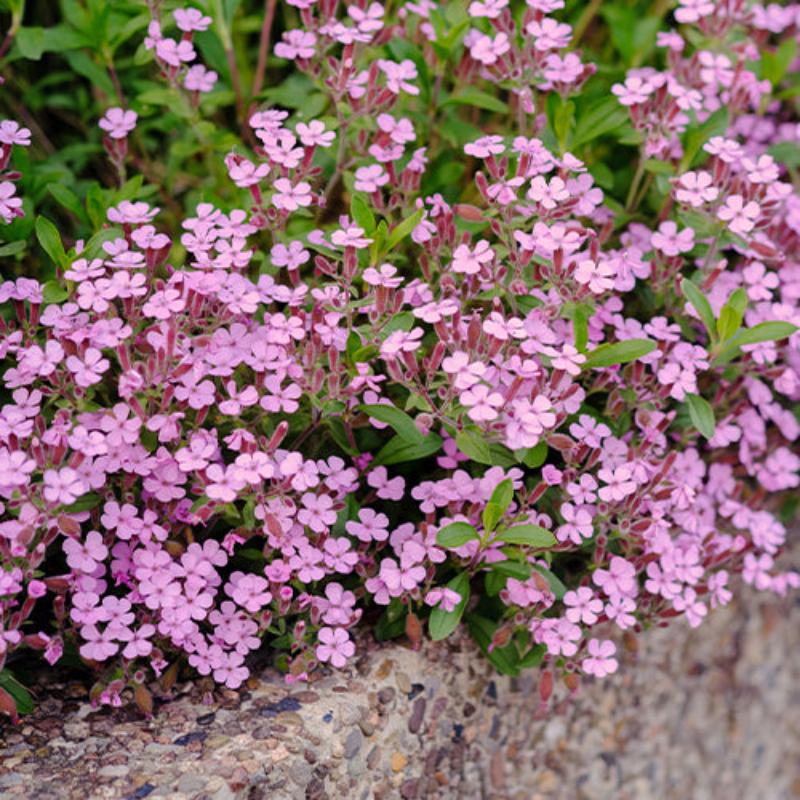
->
[1,584,798,800]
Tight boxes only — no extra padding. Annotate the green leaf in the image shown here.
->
[518,441,548,469]
[684,393,715,439]
[35,216,68,269]
[582,338,656,369]
[761,38,797,86]
[716,287,747,342]
[496,524,556,548]
[386,209,423,251]
[351,194,376,235]
[571,97,630,148]
[0,670,34,716]
[0,240,25,258]
[466,614,520,676]
[429,572,470,641]
[372,433,442,466]
[482,502,503,534]
[443,88,509,114]
[41,280,69,305]
[681,277,716,339]
[360,404,423,443]
[455,429,493,465]
[517,644,547,669]
[488,478,514,515]
[489,559,533,580]
[531,564,567,599]
[48,185,87,222]
[435,522,479,548]
[62,492,103,513]
[734,321,798,346]
[681,108,730,170]
[16,26,45,59]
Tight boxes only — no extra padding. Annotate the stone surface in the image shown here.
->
[1,585,799,799]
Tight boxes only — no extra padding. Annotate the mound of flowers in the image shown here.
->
[0,0,798,715]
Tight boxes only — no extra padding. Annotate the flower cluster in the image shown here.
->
[0,0,798,714]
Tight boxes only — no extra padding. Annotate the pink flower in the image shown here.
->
[64,531,108,573]
[461,383,505,422]
[43,467,86,506]
[582,638,618,677]
[717,195,760,235]
[564,587,603,625]
[651,221,695,256]
[272,179,313,211]
[377,59,419,95]
[451,241,494,275]
[674,171,718,207]
[469,31,510,65]
[424,587,462,612]
[346,508,390,542]
[597,466,637,503]
[316,627,355,668]
[574,258,616,294]
[275,30,317,60]
[174,7,212,32]
[184,65,218,93]
[594,556,637,597]
[99,108,137,139]
[354,164,389,193]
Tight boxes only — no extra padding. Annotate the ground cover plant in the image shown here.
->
[0,0,798,718]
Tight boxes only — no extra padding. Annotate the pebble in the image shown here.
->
[344,729,363,759]
[391,752,408,772]
[377,688,395,705]
[173,731,207,747]
[396,672,412,694]
[408,698,427,734]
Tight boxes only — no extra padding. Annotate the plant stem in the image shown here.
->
[625,156,646,212]
[572,0,603,45]
[251,0,278,102]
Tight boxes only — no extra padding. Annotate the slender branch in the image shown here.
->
[572,0,603,46]
[251,0,278,101]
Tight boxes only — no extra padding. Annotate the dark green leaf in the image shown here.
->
[582,338,656,369]
[716,287,747,342]
[518,442,548,469]
[489,560,533,580]
[442,88,509,114]
[386,209,423,251]
[466,614,520,676]
[360,404,423,443]
[531,564,567,599]
[681,277,716,339]
[455,429,493,465]
[351,194,376,235]
[372,433,442,466]
[435,522,479,548]
[35,216,68,269]
[429,573,470,641]
[496,524,556,548]
[684,393,715,439]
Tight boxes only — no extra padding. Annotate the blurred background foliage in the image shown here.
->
[0,0,797,281]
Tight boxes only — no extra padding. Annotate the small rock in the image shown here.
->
[127,784,155,800]
[391,752,408,772]
[396,672,412,694]
[408,698,427,734]
[97,765,129,779]
[173,730,207,747]
[344,728,363,759]
[196,712,216,726]
[407,683,425,700]
[177,774,206,794]
[377,688,395,706]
